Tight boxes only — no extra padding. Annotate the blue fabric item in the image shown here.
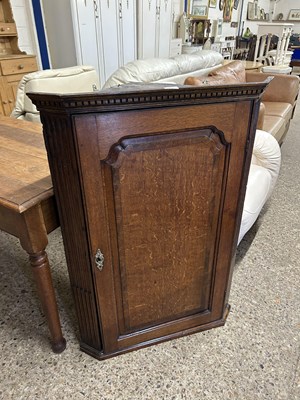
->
[31,0,50,69]
[291,49,300,61]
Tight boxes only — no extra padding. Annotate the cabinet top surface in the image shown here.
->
[0,54,36,60]
[29,80,271,115]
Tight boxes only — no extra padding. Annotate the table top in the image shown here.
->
[0,116,52,213]
[241,61,264,70]
[223,60,263,70]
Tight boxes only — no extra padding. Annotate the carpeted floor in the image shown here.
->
[0,98,299,400]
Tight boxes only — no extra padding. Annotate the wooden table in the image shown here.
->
[0,116,66,353]
[241,61,263,71]
[223,60,263,72]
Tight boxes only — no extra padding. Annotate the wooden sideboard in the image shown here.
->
[0,0,38,116]
[30,80,270,359]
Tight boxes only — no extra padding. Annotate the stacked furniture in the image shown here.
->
[0,0,37,116]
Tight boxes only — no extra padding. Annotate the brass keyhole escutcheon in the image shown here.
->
[95,249,104,271]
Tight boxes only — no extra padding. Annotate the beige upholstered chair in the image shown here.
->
[11,65,100,123]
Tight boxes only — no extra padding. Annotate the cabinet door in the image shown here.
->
[73,100,251,355]
[119,0,136,64]
[0,78,7,115]
[97,0,119,82]
[71,0,101,77]
[157,0,172,58]
[137,0,172,59]
[137,0,157,58]
[0,75,20,116]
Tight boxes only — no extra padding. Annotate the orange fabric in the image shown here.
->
[208,60,246,83]
[184,61,246,86]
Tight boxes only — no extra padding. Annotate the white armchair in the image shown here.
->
[11,65,100,123]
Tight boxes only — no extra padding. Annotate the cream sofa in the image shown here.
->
[102,52,281,244]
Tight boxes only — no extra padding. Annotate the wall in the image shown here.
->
[272,0,300,34]
[206,0,272,37]
[240,0,271,35]
[16,0,298,72]
[207,2,240,38]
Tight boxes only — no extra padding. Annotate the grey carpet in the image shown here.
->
[0,100,299,399]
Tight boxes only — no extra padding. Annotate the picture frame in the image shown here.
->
[188,0,209,17]
[193,5,208,16]
[233,0,239,10]
[223,0,234,22]
[247,1,258,20]
[288,9,300,21]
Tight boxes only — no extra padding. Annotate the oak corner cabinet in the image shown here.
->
[30,81,269,360]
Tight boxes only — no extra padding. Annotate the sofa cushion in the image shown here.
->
[172,50,223,74]
[154,65,222,85]
[263,101,293,120]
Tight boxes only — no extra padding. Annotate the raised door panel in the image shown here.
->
[102,129,227,333]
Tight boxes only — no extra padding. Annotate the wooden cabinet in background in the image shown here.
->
[30,80,269,360]
[0,0,37,116]
[70,0,136,88]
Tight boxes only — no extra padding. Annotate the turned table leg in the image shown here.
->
[29,250,66,353]
[19,205,66,353]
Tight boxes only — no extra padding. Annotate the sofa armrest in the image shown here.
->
[246,71,299,105]
[238,129,281,244]
[251,129,281,197]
